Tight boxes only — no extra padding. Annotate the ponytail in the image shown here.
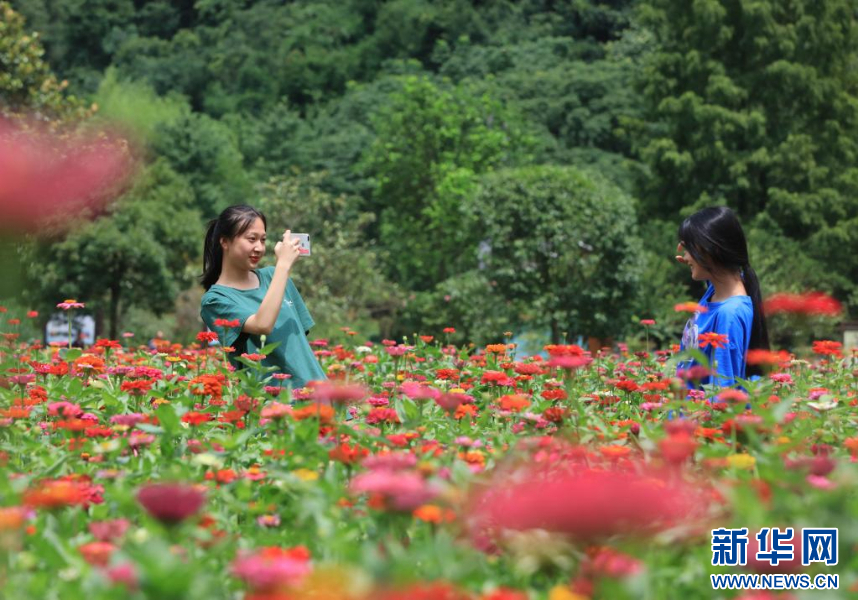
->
[200,205,267,290]
[201,219,222,290]
[742,263,770,377]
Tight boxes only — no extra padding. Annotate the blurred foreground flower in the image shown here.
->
[468,465,705,543]
[350,469,439,511]
[231,546,312,593]
[763,292,842,317]
[137,482,205,525]
[0,118,134,233]
[307,380,368,404]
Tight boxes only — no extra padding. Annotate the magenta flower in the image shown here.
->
[137,483,205,525]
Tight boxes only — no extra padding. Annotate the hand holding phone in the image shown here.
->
[290,233,311,256]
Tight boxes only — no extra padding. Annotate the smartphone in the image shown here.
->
[291,233,311,256]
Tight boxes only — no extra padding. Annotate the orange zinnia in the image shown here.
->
[498,394,530,412]
[698,332,728,349]
[292,404,335,425]
[599,445,631,460]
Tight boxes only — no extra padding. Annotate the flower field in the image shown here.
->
[1,310,856,599]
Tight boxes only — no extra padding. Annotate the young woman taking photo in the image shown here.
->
[199,205,326,389]
[675,206,769,388]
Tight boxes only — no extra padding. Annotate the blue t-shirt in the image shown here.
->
[678,283,753,387]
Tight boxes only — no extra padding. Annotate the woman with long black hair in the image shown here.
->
[199,205,325,388]
[675,206,769,387]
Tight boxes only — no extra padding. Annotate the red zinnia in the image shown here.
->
[329,442,369,465]
[614,379,640,393]
[812,340,842,357]
[196,331,218,344]
[182,411,213,426]
[214,318,241,328]
[544,344,586,357]
[120,379,153,396]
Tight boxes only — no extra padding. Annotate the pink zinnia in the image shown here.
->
[110,413,146,427]
[57,299,85,310]
[548,355,593,370]
[48,401,83,418]
[400,382,441,401]
[716,389,749,404]
[260,402,292,420]
[231,547,311,591]
[362,452,418,471]
[351,471,438,511]
[89,519,130,542]
[106,562,138,590]
[435,392,473,413]
[307,381,368,404]
[385,344,413,357]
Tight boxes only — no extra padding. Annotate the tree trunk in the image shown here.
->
[95,306,105,340]
[109,283,120,340]
[550,317,561,344]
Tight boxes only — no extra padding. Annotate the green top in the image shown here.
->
[200,267,326,389]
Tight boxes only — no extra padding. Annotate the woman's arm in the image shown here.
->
[243,230,302,336]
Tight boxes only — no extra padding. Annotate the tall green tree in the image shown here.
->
[468,165,643,342]
[636,0,858,311]
[362,74,531,291]
[151,111,252,218]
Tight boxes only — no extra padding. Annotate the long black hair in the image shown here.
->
[679,206,770,367]
[201,205,267,290]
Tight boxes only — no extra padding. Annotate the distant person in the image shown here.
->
[148,330,164,351]
[675,206,769,387]
[199,205,325,389]
[71,329,87,349]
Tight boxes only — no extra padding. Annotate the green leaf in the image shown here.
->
[155,403,180,435]
[258,341,282,355]
[59,348,82,362]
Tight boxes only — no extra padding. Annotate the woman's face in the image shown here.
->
[678,243,711,281]
[222,217,266,270]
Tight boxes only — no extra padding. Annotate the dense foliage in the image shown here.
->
[2,0,855,346]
